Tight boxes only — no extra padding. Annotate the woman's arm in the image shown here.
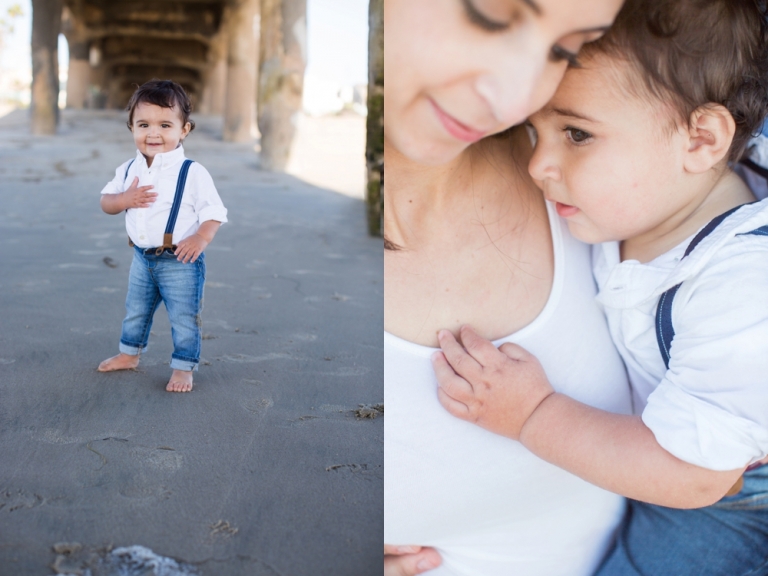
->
[433,325,744,509]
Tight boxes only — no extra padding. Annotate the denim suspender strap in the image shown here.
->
[655,204,753,369]
[124,158,135,183]
[740,158,768,181]
[155,159,194,255]
[124,159,136,247]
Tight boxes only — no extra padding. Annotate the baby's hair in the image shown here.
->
[125,79,196,133]
[582,0,768,162]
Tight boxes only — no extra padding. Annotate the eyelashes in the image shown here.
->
[461,0,581,68]
[461,0,512,32]
[564,127,593,145]
[550,45,581,68]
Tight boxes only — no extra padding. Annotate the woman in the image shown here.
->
[384,0,628,574]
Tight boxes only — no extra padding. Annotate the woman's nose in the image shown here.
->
[475,63,541,127]
[475,34,549,127]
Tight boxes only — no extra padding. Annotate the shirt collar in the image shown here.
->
[596,198,768,309]
[134,144,186,170]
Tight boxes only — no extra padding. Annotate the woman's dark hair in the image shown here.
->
[125,79,196,133]
[582,0,768,162]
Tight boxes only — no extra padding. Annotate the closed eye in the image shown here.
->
[461,0,517,32]
[550,45,581,68]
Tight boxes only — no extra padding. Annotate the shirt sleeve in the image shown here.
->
[100,160,132,195]
[642,237,768,470]
[189,163,228,224]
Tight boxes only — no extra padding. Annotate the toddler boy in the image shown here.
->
[97,79,227,392]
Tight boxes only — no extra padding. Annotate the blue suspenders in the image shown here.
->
[122,158,194,254]
[655,204,768,368]
[123,158,135,182]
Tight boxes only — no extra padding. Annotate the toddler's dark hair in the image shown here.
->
[125,79,196,133]
[582,0,768,162]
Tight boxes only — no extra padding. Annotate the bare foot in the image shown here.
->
[166,369,193,393]
[98,353,140,372]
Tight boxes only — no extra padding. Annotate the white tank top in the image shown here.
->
[384,201,633,576]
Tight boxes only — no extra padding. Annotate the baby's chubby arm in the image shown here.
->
[100,177,157,214]
[433,325,745,509]
[174,220,221,263]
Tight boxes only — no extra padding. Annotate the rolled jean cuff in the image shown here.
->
[119,341,147,356]
[170,355,198,372]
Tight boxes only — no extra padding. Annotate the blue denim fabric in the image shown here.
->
[595,465,768,576]
[118,246,205,371]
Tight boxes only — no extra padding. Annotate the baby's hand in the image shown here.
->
[432,325,554,440]
[122,177,156,209]
[175,234,208,264]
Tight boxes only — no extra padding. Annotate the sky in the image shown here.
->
[0,0,369,91]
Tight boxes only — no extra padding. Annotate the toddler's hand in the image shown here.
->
[175,234,208,264]
[122,177,156,209]
[432,325,554,440]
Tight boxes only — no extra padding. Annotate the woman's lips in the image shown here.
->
[555,202,579,217]
[430,99,486,143]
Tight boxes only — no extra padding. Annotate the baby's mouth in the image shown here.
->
[554,202,579,217]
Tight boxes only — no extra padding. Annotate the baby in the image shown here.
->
[434,0,768,573]
[97,79,227,393]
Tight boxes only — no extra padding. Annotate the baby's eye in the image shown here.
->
[564,127,592,145]
[162,124,170,128]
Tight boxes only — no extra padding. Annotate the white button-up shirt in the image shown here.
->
[100,145,228,248]
[593,199,768,471]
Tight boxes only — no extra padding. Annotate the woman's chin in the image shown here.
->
[389,133,473,167]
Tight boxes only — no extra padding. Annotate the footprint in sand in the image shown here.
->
[241,397,274,414]
[142,448,183,472]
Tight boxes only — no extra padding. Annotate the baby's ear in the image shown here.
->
[683,105,735,174]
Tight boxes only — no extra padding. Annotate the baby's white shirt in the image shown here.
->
[593,199,768,471]
[101,145,228,248]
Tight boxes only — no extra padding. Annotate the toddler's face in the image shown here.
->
[131,102,191,160]
[527,55,693,246]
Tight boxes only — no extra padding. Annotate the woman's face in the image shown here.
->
[385,0,625,166]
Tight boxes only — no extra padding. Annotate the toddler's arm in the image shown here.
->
[100,176,156,214]
[433,325,745,509]
[174,220,221,263]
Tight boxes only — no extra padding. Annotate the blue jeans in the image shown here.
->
[595,465,768,576]
[118,247,205,371]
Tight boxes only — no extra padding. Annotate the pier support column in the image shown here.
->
[257,0,306,171]
[62,6,89,109]
[366,0,383,236]
[200,28,228,115]
[31,0,63,134]
[222,0,259,142]
[65,48,89,109]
